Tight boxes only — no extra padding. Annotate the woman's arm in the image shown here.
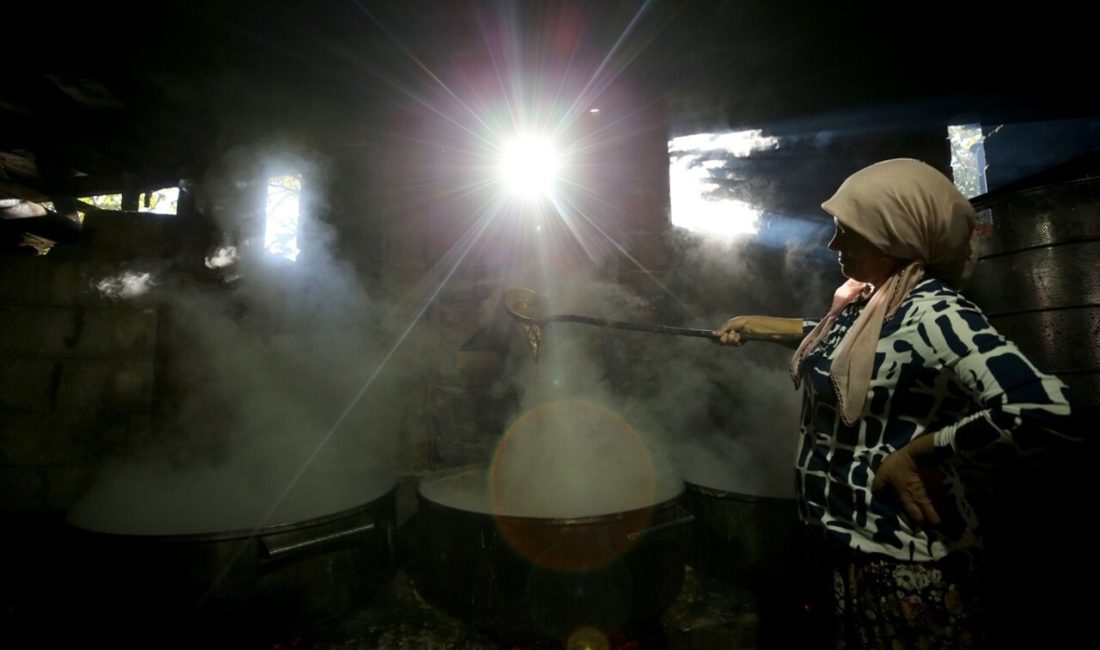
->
[713,315,806,349]
[921,301,1080,463]
[879,295,1079,466]
[872,295,1081,525]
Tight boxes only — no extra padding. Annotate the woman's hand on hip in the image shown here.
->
[872,441,942,527]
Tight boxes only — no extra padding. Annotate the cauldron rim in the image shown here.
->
[683,477,795,506]
[65,479,398,542]
[419,464,685,524]
[971,174,1095,208]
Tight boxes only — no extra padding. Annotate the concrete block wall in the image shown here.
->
[0,210,185,517]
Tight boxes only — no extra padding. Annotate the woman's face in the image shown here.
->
[828,218,901,284]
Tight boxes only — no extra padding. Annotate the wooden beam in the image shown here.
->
[54,172,182,198]
[0,178,51,203]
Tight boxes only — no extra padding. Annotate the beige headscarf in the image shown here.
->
[790,159,978,426]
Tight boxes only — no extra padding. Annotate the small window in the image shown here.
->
[77,193,122,211]
[139,187,179,215]
[75,188,179,215]
[265,174,301,262]
[667,130,779,239]
[948,124,987,199]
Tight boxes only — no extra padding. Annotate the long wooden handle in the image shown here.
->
[548,315,781,341]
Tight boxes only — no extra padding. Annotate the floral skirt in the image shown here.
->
[830,551,984,649]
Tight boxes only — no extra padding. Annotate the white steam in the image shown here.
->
[476,221,835,509]
[203,245,239,269]
[70,145,429,535]
[94,271,156,299]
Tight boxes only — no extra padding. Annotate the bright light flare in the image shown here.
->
[498,135,560,198]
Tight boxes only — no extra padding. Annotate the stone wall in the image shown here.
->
[0,205,203,516]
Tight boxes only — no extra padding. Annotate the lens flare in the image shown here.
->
[567,626,611,650]
[489,400,657,570]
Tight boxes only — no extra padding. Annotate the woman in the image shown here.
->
[714,159,1078,648]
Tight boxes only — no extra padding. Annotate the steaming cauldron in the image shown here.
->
[683,478,815,646]
[413,465,690,642]
[683,479,801,585]
[63,481,396,647]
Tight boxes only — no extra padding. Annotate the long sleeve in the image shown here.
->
[923,300,1081,463]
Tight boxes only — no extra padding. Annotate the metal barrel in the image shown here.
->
[969,174,1100,411]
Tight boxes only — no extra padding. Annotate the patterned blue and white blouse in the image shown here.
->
[794,278,1076,562]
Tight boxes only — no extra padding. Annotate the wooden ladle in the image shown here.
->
[503,287,779,341]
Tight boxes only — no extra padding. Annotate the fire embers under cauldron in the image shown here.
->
[413,465,690,644]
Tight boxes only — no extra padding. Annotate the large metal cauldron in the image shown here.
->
[682,479,814,647]
[683,480,801,586]
[965,167,1098,646]
[969,173,1100,412]
[413,465,689,642]
[64,482,396,647]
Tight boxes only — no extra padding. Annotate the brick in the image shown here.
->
[430,435,494,469]
[78,211,182,260]
[386,220,429,266]
[71,308,158,359]
[47,259,83,304]
[0,467,46,514]
[397,389,433,473]
[107,359,155,411]
[0,359,56,412]
[632,200,669,231]
[0,306,79,357]
[617,269,671,304]
[621,230,671,271]
[124,309,159,354]
[455,350,503,386]
[53,360,112,412]
[126,413,154,439]
[0,413,127,465]
[456,255,492,280]
[401,438,433,474]
[436,278,498,304]
[0,258,54,305]
[430,301,483,360]
[427,386,507,469]
[42,466,98,514]
[0,306,158,380]
[0,258,135,307]
[383,264,428,291]
[63,309,113,358]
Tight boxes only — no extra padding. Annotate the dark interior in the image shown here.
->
[3,1,1096,648]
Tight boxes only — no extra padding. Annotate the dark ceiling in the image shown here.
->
[3,0,1098,203]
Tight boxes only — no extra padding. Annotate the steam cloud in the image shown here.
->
[70,145,432,534]
[483,214,838,508]
[72,133,847,534]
